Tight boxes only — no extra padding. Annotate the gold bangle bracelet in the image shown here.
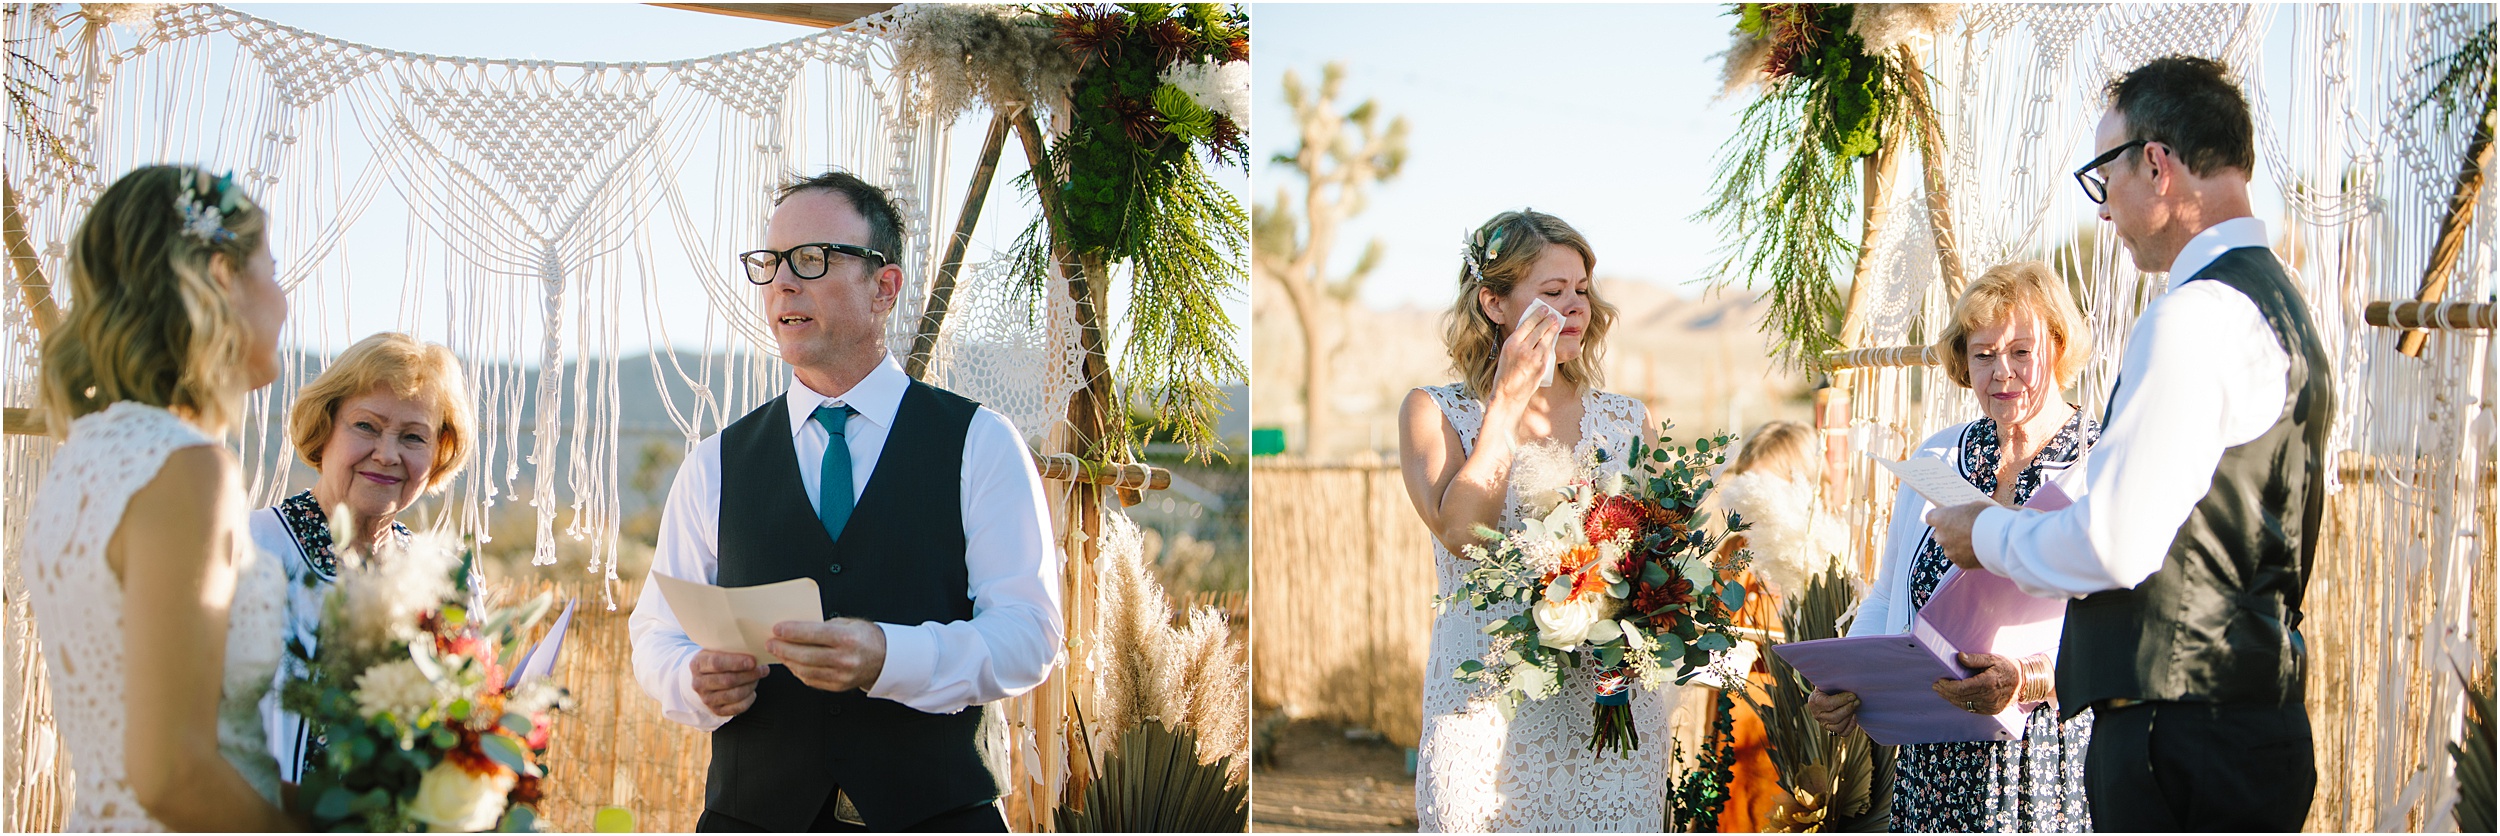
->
[2015,653,2056,704]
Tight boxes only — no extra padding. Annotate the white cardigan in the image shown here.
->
[1845,420,2093,641]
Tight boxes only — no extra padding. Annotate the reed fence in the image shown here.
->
[1249,460,1433,749]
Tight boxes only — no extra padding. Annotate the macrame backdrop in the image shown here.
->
[3,3,1095,830]
[1832,4,2496,831]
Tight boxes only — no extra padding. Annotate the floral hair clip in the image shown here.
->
[174,170,245,246]
[1461,221,1513,285]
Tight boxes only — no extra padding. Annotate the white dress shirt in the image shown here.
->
[1972,217,2292,598]
[628,355,1064,731]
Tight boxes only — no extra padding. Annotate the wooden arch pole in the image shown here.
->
[2396,90,2494,358]
[906,112,1013,380]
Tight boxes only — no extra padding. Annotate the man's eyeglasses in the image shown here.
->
[2073,139,2150,205]
[738,242,889,285]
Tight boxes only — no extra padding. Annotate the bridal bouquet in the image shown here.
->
[280,526,572,832]
[1443,427,1754,757]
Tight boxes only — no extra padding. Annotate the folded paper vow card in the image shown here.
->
[1769,483,2073,745]
[650,574,823,662]
[1870,454,1995,510]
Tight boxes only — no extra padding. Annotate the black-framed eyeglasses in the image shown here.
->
[2073,139,2150,205]
[738,242,889,285]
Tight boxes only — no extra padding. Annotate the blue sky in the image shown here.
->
[1252,3,1756,310]
[1251,2,2301,312]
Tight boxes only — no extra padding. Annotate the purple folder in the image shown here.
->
[1769,483,2073,745]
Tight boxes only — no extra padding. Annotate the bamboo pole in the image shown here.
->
[2367,301,2495,331]
[2396,90,2495,357]
[906,112,1013,381]
[1894,47,1966,301]
[1033,455,1171,491]
[3,407,42,436]
[4,181,61,335]
[1005,103,1118,826]
[1824,345,1941,369]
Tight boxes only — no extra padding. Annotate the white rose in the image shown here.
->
[1534,595,1605,650]
[406,759,516,832]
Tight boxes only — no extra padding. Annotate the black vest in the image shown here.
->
[708,381,1000,829]
[2058,247,2334,720]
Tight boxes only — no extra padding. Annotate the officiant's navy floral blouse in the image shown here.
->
[1894,408,2100,833]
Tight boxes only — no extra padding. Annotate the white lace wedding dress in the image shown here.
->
[22,402,286,830]
[1415,384,1677,832]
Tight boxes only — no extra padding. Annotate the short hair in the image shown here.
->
[1934,261,2094,390]
[2105,55,2255,177]
[1443,209,1617,399]
[1727,420,1820,484]
[774,170,906,272]
[289,332,477,493]
[41,165,268,434]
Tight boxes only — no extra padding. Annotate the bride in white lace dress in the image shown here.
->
[21,165,297,831]
[1398,210,1675,831]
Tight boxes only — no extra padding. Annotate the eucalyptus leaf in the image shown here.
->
[480,733,533,776]
[314,787,352,820]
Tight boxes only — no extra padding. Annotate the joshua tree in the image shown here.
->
[1254,62,1406,457]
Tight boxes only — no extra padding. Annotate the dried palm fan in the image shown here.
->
[1054,723,1248,833]
[2454,666,2495,833]
[1736,563,1893,832]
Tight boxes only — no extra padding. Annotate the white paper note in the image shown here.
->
[650,574,824,662]
[1870,454,1996,509]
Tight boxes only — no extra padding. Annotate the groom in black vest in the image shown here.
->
[1927,57,2329,831]
[628,171,1063,832]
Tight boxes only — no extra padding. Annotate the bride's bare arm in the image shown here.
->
[115,446,297,832]
[1399,308,1561,553]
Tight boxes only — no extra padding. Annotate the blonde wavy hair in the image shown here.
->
[289,332,477,493]
[1727,419,1821,484]
[41,165,266,435]
[1934,261,2094,390]
[1443,210,1616,399]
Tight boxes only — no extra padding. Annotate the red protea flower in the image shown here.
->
[1584,495,1651,546]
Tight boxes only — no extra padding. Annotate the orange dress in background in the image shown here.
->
[1715,571,1783,832]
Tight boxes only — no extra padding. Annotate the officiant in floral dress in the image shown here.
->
[1809,262,2100,831]
[256,331,478,783]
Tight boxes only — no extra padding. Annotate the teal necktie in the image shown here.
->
[811,404,857,541]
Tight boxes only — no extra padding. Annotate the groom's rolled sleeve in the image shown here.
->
[865,409,1065,714]
[628,437,734,733]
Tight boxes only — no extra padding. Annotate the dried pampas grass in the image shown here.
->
[891,5,1081,125]
[1091,512,1250,786]
[1850,3,1963,55]
[1715,470,1847,600]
